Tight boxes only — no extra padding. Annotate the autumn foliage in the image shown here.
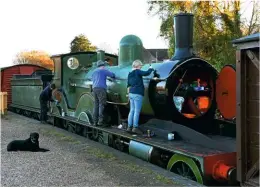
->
[148,1,260,71]
[13,50,54,70]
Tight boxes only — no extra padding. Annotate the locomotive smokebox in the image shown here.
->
[147,12,220,133]
[172,13,194,60]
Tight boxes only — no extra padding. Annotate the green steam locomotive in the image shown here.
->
[10,13,238,185]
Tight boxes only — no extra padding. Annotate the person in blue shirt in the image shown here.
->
[39,83,57,124]
[92,60,115,126]
[127,60,154,134]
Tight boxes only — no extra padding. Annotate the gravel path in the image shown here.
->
[1,112,202,187]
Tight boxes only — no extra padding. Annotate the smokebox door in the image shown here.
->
[216,65,236,120]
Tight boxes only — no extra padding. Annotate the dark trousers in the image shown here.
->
[93,88,107,124]
[40,99,48,121]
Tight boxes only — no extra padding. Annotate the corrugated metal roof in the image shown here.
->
[232,33,260,44]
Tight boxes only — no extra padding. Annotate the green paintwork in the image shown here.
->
[119,35,143,67]
[52,56,62,88]
[167,154,204,184]
[50,35,161,121]
[62,53,97,109]
[71,61,155,117]
[97,50,105,61]
[11,78,43,109]
[74,92,95,122]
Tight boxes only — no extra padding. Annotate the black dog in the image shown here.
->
[7,132,49,152]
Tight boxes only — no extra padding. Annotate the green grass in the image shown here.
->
[123,161,179,185]
[84,147,117,160]
[155,174,180,185]
[40,129,81,144]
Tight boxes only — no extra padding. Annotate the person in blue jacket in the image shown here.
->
[39,83,57,124]
[92,60,115,126]
[127,60,154,134]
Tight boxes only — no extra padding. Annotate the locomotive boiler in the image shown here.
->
[50,13,219,134]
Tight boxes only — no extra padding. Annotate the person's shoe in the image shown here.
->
[126,127,132,133]
[40,121,47,124]
[132,127,143,134]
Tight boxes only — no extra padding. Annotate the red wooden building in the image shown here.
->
[1,64,49,106]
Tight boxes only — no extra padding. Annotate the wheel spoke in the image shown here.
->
[174,162,196,180]
[185,168,191,178]
[182,163,186,175]
[188,175,195,180]
[177,168,182,175]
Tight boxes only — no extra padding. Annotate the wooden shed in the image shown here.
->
[233,33,259,186]
[0,64,49,106]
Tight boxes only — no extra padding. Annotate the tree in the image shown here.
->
[147,1,258,71]
[13,50,54,70]
[241,1,260,35]
[70,34,97,52]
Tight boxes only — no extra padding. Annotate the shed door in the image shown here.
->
[237,48,259,186]
[244,50,259,184]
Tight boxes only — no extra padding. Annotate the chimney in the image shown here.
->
[171,13,195,60]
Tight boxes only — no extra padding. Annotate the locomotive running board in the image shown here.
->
[138,118,236,152]
[51,113,231,159]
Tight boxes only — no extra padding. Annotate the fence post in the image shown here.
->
[0,92,8,116]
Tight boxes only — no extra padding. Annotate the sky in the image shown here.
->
[0,0,255,68]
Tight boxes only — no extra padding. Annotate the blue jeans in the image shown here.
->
[128,93,143,128]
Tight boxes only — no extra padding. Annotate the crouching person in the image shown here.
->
[39,83,56,124]
[92,60,115,127]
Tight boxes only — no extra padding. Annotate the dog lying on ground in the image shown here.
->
[7,132,49,152]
